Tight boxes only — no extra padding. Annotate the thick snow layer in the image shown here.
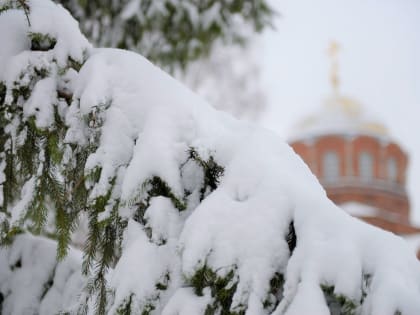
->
[403,234,420,256]
[70,47,420,314]
[28,0,91,66]
[162,287,213,315]
[10,177,36,225]
[24,77,57,128]
[0,9,30,81]
[1,1,420,314]
[341,202,380,217]
[0,234,83,315]
[0,0,90,83]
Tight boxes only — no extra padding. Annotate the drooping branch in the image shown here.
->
[17,0,31,26]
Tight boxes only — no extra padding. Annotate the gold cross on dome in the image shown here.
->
[328,41,340,94]
[328,41,340,59]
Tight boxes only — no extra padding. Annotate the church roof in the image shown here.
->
[290,41,389,142]
[289,94,389,141]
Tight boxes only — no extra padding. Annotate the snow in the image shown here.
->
[109,220,177,314]
[24,77,57,128]
[120,0,141,20]
[0,159,5,206]
[0,9,30,81]
[69,47,420,313]
[28,0,91,67]
[10,177,35,225]
[341,202,379,217]
[0,234,83,315]
[1,1,420,314]
[162,287,212,315]
[403,234,420,255]
[145,197,182,244]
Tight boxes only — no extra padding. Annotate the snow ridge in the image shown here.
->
[0,1,419,314]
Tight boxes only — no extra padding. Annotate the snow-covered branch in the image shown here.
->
[0,1,419,314]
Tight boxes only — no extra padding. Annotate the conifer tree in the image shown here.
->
[0,1,419,315]
[55,0,273,121]
[58,0,274,71]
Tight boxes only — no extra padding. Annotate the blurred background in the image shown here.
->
[58,0,420,253]
[259,0,420,228]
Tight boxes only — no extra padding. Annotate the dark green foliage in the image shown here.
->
[188,265,217,296]
[155,272,170,291]
[112,269,170,314]
[321,285,358,315]
[188,265,244,315]
[286,221,296,254]
[132,176,187,228]
[128,148,224,246]
[0,82,5,105]
[187,148,224,200]
[145,176,187,211]
[0,0,30,24]
[116,294,133,315]
[58,0,274,72]
[0,2,274,313]
[0,65,86,260]
[117,150,224,312]
[40,267,56,300]
[21,112,80,259]
[82,199,126,315]
[0,224,23,246]
[0,2,88,259]
[29,32,57,51]
[16,125,37,177]
[0,3,11,13]
[17,0,31,25]
[67,56,84,72]
[2,148,19,214]
[12,85,31,101]
[262,272,284,311]
[361,274,370,304]
[1,14,223,313]
[269,273,284,295]
[10,257,22,270]
[141,303,155,315]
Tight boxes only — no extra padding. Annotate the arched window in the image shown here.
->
[323,151,339,180]
[387,157,398,181]
[359,151,373,179]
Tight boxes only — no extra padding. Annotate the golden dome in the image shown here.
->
[292,94,388,139]
[290,42,388,139]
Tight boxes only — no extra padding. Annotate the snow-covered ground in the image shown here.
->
[0,1,419,314]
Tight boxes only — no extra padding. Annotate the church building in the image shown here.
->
[289,42,420,259]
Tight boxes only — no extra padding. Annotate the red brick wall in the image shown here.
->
[314,136,346,178]
[384,142,408,184]
[290,134,410,226]
[326,187,409,223]
[352,136,381,178]
[291,135,408,185]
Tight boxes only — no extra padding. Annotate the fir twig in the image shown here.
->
[17,0,31,27]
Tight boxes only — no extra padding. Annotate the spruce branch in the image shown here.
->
[17,0,31,27]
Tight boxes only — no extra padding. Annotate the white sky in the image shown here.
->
[258,0,420,223]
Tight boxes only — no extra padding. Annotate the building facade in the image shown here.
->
[289,43,420,259]
[290,96,420,259]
